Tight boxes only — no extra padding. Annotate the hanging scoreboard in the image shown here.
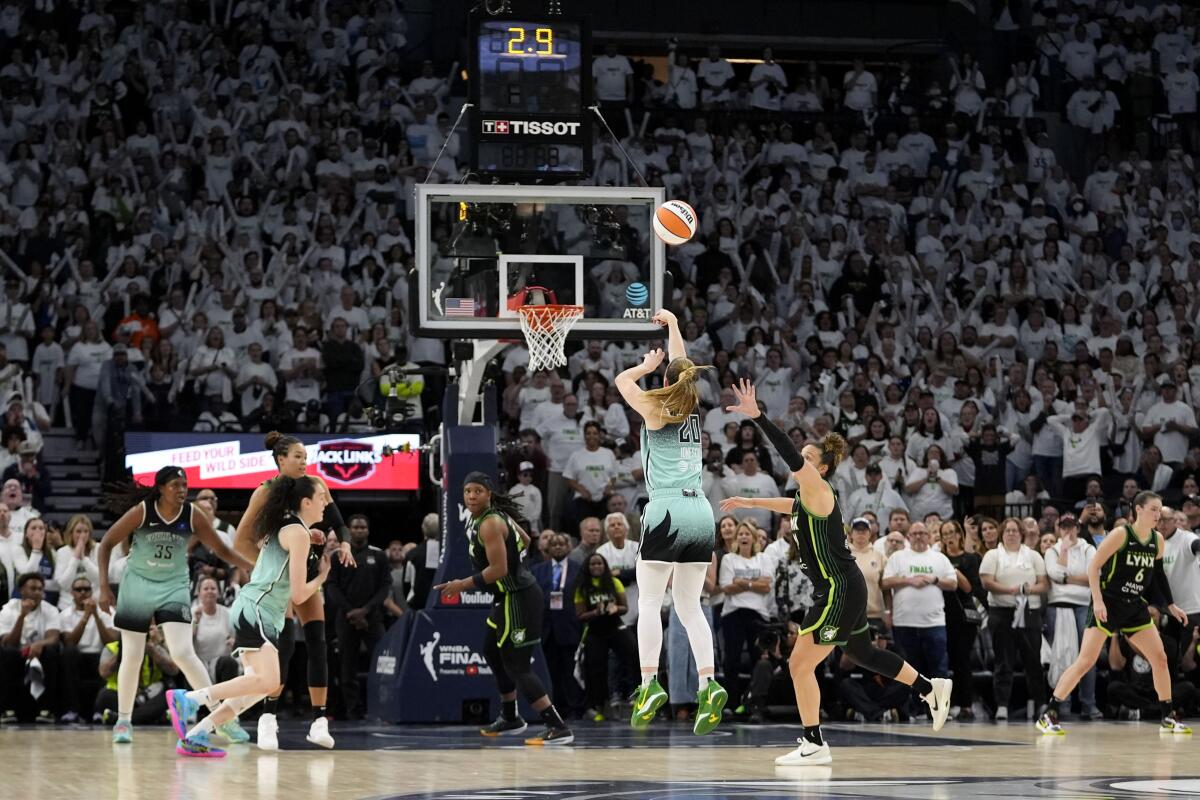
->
[469,14,592,180]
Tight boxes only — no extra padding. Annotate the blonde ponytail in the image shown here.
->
[642,358,712,424]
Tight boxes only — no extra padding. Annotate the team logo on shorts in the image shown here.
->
[819,625,839,642]
[511,628,526,645]
[316,439,381,484]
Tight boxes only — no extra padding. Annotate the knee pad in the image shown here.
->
[501,647,546,702]
[303,620,328,688]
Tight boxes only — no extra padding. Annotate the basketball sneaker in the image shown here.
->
[1161,711,1192,734]
[1036,708,1065,736]
[176,731,226,759]
[307,716,335,749]
[166,689,199,740]
[480,715,528,736]
[775,737,832,766]
[921,677,953,732]
[693,680,728,736]
[216,719,251,744]
[111,719,132,744]
[257,712,279,751]
[630,678,668,729]
[524,725,574,746]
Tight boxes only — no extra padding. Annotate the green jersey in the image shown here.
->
[467,508,535,594]
[236,524,295,636]
[1100,524,1160,602]
[640,414,703,493]
[124,500,195,584]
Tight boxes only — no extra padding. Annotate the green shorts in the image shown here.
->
[639,494,715,563]
[113,570,192,633]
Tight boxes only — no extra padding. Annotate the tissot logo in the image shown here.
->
[481,119,580,136]
[316,439,381,484]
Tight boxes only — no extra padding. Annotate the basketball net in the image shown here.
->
[519,304,583,372]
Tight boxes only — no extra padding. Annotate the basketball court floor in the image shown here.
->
[4,720,1195,799]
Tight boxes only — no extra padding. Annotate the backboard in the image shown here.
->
[412,184,667,341]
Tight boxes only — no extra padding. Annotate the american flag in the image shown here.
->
[444,297,476,316]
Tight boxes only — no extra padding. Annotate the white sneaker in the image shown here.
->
[306,716,335,749]
[922,677,953,732]
[257,713,278,751]
[775,738,832,766]
[995,706,1009,722]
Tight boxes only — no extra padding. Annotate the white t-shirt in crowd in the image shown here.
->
[719,551,773,619]
[1162,530,1200,614]
[562,446,618,500]
[979,545,1046,609]
[192,604,233,669]
[593,54,633,101]
[58,605,114,654]
[720,472,781,531]
[1140,399,1196,463]
[0,597,61,644]
[1043,538,1096,607]
[883,548,956,627]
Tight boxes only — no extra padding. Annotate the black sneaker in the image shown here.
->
[525,725,574,746]
[36,709,54,724]
[479,715,527,737]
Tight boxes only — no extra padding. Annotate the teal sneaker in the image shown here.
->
[630,678,668,729]
[111,719,132,744]
[693,680,728,735]
[216,719,251,743]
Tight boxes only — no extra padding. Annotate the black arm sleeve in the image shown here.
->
[752,414,805,473]
[316,500,350,540]
[1151,558,1175,607]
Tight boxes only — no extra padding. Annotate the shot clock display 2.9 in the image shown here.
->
[476,19,583,115]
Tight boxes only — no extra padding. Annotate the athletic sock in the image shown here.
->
[313,704,327,721]
[1161,700,1174,720]
[539,704,566,729]
[185,688,212,707]
[641,673,656,688]
[262,697,279,715]
[185,715,218,740]
[698,675,710,691]
[502,699,517,721]
[117,713,131,725]
[803,724,824,747]
[1049,696,1065,715]
[912,675,933,696]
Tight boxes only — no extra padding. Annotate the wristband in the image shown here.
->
[471,572,487,589]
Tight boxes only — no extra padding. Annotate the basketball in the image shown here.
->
[653,200,698,246]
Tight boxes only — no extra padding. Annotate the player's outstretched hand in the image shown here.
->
[719,497,751,511]
[642,348,666,370]
[726,378,761,418]
[652,309,677,328]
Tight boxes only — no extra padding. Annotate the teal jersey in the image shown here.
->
[124,500,194,584]
[467,508,535,594]
[237,524,295,634]
[640,414,704,493]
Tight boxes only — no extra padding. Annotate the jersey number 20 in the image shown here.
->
[678,415,701,443]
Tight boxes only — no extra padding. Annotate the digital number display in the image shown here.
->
[477,20,582,114]
[475,142,585,174]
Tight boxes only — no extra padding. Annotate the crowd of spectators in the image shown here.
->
[0,0,1198,726]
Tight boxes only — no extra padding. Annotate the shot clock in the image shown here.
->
[469,13,592,180]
